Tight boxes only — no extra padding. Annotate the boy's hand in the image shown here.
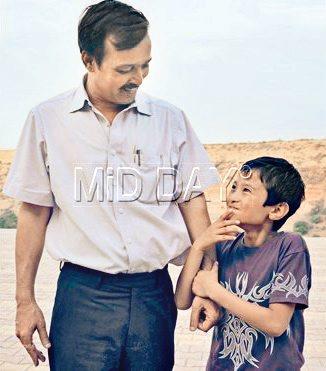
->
[192,263,220,298]
[190,296,221,332]
[192,211,244,252]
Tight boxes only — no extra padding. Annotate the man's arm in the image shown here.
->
[178,193,215,265]
[178,194,220,331]
[175,211,242,310]
[15,202,52,366]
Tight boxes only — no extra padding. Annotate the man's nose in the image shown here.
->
[131,67,144,86]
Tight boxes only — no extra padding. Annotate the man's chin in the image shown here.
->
[115,98,135,107]
[118,89,138,103]
[116,99,135,108]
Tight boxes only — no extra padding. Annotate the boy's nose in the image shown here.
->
[227,190,240,204]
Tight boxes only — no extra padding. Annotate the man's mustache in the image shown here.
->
[120,83,139,90]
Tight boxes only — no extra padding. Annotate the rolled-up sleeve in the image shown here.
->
[176,111,219,203]
[3,109,55,207]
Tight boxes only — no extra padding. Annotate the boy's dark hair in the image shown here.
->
[78,0,149,67]
[241,157,305,231]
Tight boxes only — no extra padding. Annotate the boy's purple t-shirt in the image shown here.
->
[207,232,312,371]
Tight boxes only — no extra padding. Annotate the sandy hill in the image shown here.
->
[1,139,325,236]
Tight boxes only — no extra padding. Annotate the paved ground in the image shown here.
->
[1,229,325,370]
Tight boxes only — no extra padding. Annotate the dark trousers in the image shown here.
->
[48,262,177,371]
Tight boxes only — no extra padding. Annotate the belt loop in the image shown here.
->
[59,261,64,271]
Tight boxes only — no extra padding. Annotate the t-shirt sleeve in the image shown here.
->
[2,109,55,207]
[176,111,220,203]
[269,239,312,309]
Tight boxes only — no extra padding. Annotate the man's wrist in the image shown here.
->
[16,290,36,305]
[192,241,205,253]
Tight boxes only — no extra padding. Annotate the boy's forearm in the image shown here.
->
[208,284,289,337]
[15,203,51,304]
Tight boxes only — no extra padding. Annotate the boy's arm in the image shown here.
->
[193,265,295,337]
[175,201,243,310]
[211,283,294,337]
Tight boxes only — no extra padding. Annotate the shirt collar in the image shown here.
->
[68,74,152,116]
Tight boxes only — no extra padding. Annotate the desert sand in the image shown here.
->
[1,138,325,236]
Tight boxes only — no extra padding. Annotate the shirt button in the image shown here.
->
[118,208,124,214]
[126,239,132,244]
[111,150,116,156]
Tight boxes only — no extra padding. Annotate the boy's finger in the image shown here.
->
[189,306,201,331]
[219,219,241,227]
[215,226,244,236]
[198,317,215,332]
[227,226,243,233]
[218,235,237,241]
[213,219,240,229]
[218,210,234,221]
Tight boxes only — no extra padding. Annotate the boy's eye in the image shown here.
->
[142,63,149,69]
[243,188,251,193]
[231,183,236,190]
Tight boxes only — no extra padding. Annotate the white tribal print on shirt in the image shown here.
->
[206,232,311,371]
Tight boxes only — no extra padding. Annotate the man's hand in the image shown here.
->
[190,296,220,332]
[16,300,51,366]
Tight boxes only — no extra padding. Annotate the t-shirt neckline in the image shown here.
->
[236,231,285,249]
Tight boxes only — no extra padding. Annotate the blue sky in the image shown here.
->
[1,0,325,148]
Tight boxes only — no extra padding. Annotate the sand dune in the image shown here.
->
[1,139,325,236]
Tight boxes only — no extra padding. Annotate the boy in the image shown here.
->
[175,157,312,370]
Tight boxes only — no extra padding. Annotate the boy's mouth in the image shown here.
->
[227,206,239,212]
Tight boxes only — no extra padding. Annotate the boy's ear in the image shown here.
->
[268,202,290,222]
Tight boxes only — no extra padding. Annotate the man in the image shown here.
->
[4,1,220,370]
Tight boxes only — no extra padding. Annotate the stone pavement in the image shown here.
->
[1,229,325,370]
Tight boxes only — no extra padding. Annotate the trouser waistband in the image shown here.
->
[60,262,169,288]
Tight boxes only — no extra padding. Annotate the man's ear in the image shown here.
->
[81,51,96,72]
[269,202,289,222]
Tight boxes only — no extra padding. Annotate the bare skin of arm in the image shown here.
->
[193,264,295,337]
[15,202,52,366]
[178,194,221,332]
[175,211,243,310]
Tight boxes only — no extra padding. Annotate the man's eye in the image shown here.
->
[117,68,133,74]
[142,64,149,69]
[243,188,251,193]
[231,183,236,190]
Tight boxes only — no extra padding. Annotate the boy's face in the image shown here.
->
[226,170,272,227]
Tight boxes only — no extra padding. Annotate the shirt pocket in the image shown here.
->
[136,151,179,204]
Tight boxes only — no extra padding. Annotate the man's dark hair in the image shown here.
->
[241,156,305,231]
[78,0,149,66]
